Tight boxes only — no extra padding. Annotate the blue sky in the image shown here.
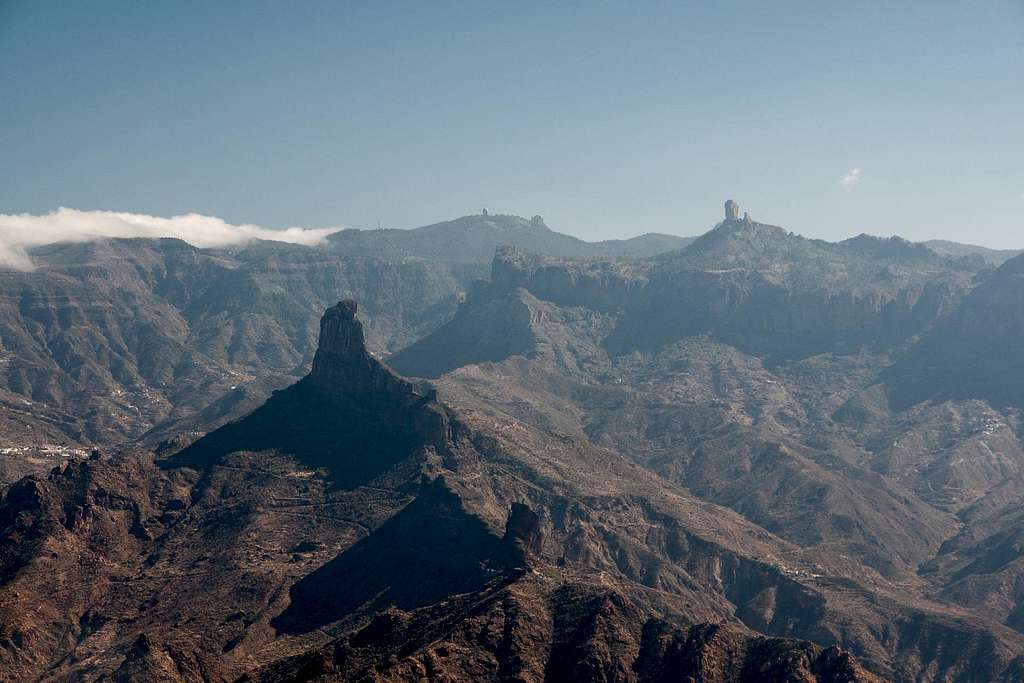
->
[1,1,1021,246]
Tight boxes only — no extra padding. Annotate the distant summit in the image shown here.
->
[924,239,1023,266]
[680,201,790,262]
[326,213,693,264]
[724,198,740,221]
[722,198,754,224]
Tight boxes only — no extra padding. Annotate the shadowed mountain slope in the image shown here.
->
[885,253,1024,410]
[174,300,451,489]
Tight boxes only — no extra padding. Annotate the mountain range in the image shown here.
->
[0,300,897,681]
[0,214,692,476]
[1,202,1022,681]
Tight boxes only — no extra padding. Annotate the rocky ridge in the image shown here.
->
[2,203,1023,681]
[388,202,1024,679]
[0,215,692,481]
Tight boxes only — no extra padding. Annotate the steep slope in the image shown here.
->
[921,479,1024,637]
[876,254,1024,632]
[885,253,1024,410]
[5,302,1008,681]
[393,278,959,580]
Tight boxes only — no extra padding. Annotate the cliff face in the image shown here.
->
[310,300,439,412]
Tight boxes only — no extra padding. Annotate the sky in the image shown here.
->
[1,1,1022,248]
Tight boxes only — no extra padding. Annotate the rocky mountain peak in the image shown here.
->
[174,300,449,486]
[682,212,789,260]
[306,300,443,421]
[312,299,365,363]
[724,199,740,221]
[308,299,400,394]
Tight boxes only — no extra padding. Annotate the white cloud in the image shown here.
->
[840,168,864,191]
[0,208,343,270]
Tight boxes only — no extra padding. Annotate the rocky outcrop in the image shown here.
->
[635,621,882,683]
[504,502,544,563]
[257,581,883,683]
[310,300,438,409]
[725,199,740,221]
[173,300,451,487]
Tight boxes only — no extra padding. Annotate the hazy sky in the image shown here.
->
[1,1,1022,247]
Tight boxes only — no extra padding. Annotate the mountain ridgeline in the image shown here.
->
[326,212,694,263]
[0,213,692,461]
[392,206,982,375]
[1,202,1023,681]
[390,201,1024,680]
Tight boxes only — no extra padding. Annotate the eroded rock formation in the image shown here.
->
[725,199,740,221]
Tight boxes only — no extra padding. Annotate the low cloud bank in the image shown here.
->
[0,208,343,269]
